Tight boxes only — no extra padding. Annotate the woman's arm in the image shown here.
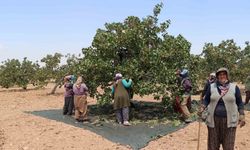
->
[201,81,209,98]
[111,86,115,94]
[235,86,245,115]
[122,79,132,88]
[203,84,211,107]
[82,83,88,91]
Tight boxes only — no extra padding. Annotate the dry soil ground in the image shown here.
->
[0,84,249,150]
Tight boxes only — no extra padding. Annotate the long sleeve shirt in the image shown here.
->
[112,79,132,94]
[73,83,88,96]
[203,83,244,117]
[64,83,74,97]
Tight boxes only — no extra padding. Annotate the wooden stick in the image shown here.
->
[197,119,201,150]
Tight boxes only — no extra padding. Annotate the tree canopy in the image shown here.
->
[0,3,249,109]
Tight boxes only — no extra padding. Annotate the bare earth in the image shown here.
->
[0,84,250,150]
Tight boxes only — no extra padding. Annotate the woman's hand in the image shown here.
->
[239,115,246,128]
[197,105,206,117]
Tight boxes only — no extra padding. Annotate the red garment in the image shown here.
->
[174,96,191,113]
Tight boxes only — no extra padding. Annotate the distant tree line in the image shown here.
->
[0,3,249,107]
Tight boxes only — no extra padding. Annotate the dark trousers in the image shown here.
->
[63,96,74,115]
[245,91,250,104]
[207,116,236,150]
[115,107,129,123]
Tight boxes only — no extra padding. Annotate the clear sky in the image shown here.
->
[0,0,249,62]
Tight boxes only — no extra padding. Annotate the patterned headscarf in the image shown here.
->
[75,76,82,88]
[218,81,230,96]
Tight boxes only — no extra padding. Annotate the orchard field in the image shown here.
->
[0,84,250,150]
[0,3,250,150]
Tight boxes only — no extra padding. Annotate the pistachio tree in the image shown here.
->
[77,3,198,107]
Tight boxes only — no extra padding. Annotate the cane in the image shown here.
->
[197,118,201,150]
[197,95,204,150]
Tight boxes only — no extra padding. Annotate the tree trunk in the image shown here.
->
[48,78,64,95]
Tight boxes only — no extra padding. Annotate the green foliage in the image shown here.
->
[0,3,249,112]
[40,53,63,80]
[0,53,67,89]
[0,59,20,88]
[237,42,250,82]
[32,66,49,87]
[16,57,37,89]
[78,3,197,105]
[0,58,38,89]
[200,39,248,82]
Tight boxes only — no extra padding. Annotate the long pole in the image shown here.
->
[197,119,201,150]
[197,94,203,150]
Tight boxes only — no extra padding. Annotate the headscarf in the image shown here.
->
[75,76,82,88]
[64,75,76,84]
[216,68,230,96]
[216,67,229,81]
[180,69,189,78]
[115,73,123,81]
[209,72,216,83]
[218,82,230,96]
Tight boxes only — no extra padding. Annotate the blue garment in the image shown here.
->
[111,79,132,94]
[203,82,244,117]
[180,69,189,78]
[122,79,132,88]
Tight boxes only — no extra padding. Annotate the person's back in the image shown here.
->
[112,73,132,126]
[64,82,74,97]
[63,78,74,115]
[179,69,192,123]
[181,77,192,94]
[244,75,250,105]
[114,80,129,98]
[113,79,131,110]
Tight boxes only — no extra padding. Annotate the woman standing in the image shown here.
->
[112,73,132,126]
[244,74,250,105]
[73,76,88,122]
[200,68,246,150]
[63,76,74,115]
[180,69,192,123]
[200,72,216,101]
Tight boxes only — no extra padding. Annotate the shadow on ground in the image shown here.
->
[27,100,200,150]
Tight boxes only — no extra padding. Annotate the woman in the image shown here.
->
[200,68,246,150]
[112,73,132,126]
[63,76,74,115]
[73,76,88,122]
[200,72,216,101]
[180,69,192,123]
[244,74,250,105]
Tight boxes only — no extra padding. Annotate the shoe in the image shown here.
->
[75,119,83,123]
[123,121,131,126]
[184,119,192,123]
[83,118,90,121]
[83,118,90,123]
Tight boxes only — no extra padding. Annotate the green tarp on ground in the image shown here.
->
[27,101,190,150]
